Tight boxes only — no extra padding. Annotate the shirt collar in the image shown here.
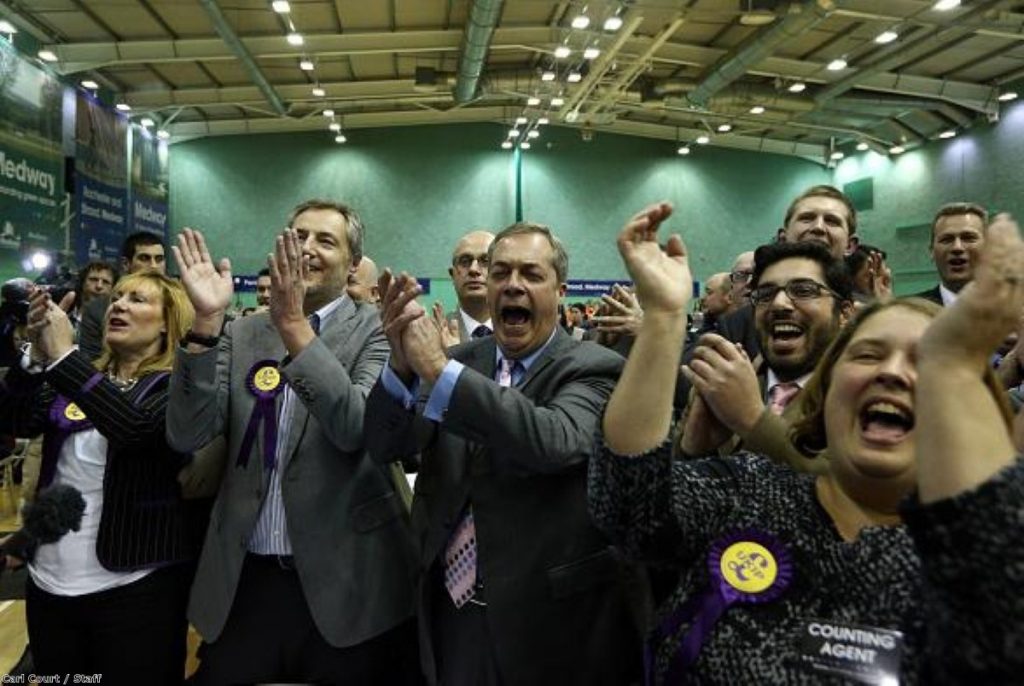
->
[939,283,958,306]
[495,327,558,374]
[460,308,492,335]
[766,368,813,393]
[312,293,346,327]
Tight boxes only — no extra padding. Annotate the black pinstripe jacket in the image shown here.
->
[0,350,208,570]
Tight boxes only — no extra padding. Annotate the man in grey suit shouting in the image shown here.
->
[167,200,420,684]
[366,222,643,685]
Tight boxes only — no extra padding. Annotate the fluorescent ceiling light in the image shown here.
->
[38,50,57,62]
[328,122,341,132]
[508,129,520,137]
[889,145,905,154]
[311,87,325,97]
[677,145,690,155]
[827,58,847,71]
[856,141,869,151]
[0,20,17,33]
[527,130,540,138]
[541,71,556,82]
[938,129,956,139]
[788,82,806,93]
[501,140,513,149]
[299,59,314,71]
[933,0,960,10]
[551,97,565,107]
[334,134,347,143]
[515,116,528,125]
[830,151,844,160]
[272,1,291,12]
[567,72,582,83]
[520,142,532,149]
[749,105,765,114]
[527,96,541,106]
[571,15,590,29]
[156,130,170,140]
[81,80,99,89]
[875,30,898,44]
[115,103,131,112]
[998,91,1018,102]
[717,123,732,132]
[583,47,600,59]
[537,117,549,125]
[140,117,155,127]
[604,16,623,31]
[286,32,303,46]
[696,135,710,144]
[323,109,334,117]
[554,46,571,59]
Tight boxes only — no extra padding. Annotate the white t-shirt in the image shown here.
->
[30,427,152,596]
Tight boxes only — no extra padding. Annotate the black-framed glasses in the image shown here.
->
[729,269,753,284]
[453,254,489,270]
[750,278,839,306]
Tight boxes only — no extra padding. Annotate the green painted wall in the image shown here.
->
[833,98,1024,296]
[169,123,829,311]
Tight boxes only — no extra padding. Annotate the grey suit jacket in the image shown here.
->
[365,330,644,686]
[167,298,417,648]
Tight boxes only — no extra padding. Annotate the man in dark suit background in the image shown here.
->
[167,200,419,684]
[366,222,643,685]
[914,202,988,306]
[443,229,495,343]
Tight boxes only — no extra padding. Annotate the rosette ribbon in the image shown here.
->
[237,360,285,472]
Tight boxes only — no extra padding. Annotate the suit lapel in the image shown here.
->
[518,329,572,392]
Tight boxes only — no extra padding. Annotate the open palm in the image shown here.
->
[616,202,693,315]
[173,228,233,316]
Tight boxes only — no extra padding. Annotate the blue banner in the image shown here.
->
[74,175,127,264]
[565,279,632,297]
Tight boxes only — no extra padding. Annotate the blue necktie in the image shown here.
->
[472,324,492,339]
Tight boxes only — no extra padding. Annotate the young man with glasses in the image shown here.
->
[443,230,495,343]
[678,241,854,473]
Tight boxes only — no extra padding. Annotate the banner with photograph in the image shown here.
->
[0,38,65,276]
[129,124,169,237]
[74,92,128,264]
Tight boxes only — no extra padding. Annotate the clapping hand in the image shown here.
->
[378,270,426,381]
[592,285,644,335]
[26,286,76,364]
[431,302,461,348]
[172,228,233,330]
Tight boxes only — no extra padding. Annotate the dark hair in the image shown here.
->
[751,241,854,309]
[569,302,586,313]
[487,221,569,283]
[790,298,1011,455]
[783,185,858,236]
[75,260,117,296]
[287,199,364,266]
[120,231,163,261]
[930,202,988,243]
[257,267,271,278]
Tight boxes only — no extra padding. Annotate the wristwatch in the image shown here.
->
[182,330,220,348]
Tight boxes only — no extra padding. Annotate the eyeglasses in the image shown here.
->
[750,278,839,306]
[453,254,489,270]
[729,269,753,284]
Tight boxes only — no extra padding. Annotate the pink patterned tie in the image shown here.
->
[443,357,517,607]
[768,382,800,416]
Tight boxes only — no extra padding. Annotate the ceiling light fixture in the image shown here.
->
[998,91,1018,102]
[554,46,571,59]
[538,117,550,125]
[551,96,565,107]
[856,141,869,151]
[749,105,765,114]
[520,141,532,149]
[875,30,898,44]
[81,80,99,89]
[323,109,335,117]
[501,140,513,149]
[299,59,314,71]
[541,71,556,82]
[933,0,960,10]
[677,145,691,155]
[272,1,291,12]
[329,122,341,132]
[286,32,303,46]
[827,58,848,71]
[515,116,528,125]
[939,129,956,139]
[0,20,17,34]
[156,130,170,140]
[311,87,325,97]
[527,96,541,106]
[334,134,347,143]
[604,16,623,31]
[567,72,582,83]
[889,144,905,154]
[571,15,590,29]
[508,129,520,137]
[788,82,806,93]
[583,47,600,59]
[696,135,710,144]
[140,117,155,127]
[38,49,57,62]
[527,130,540,138]
[115,103,131,112]
[717,123,732,132]
[830,151,844,160]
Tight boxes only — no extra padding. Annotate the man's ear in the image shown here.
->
[775,228,786,243]
[846,234,860,256]
[448,266,455,279]
[839,299,856,327]
[558,282,567,298]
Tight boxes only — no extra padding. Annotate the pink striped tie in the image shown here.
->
[768,382,800,416]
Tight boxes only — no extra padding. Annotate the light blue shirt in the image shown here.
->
[249,295,345,555]
[380,328,557,421]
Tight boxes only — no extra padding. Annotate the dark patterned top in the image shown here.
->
[589,444,1024,684]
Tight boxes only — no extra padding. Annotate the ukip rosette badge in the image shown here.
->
[50,395,94,432]
[647,530,793,683]
[237,360,286,471]
[64,402,87,422]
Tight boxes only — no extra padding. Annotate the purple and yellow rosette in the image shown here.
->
[647,529,793,685]
[237,360,284,471]
[50,395,93,433]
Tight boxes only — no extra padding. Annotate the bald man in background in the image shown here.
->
[445,230,495,342]
[347,255,380,305]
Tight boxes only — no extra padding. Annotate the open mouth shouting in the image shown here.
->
[858,398,915,447]
[107,315,129,332]
[767,318,806,354]
[500,304,533,333]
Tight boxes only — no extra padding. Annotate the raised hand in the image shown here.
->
[592,285,644,335]
[866,250,893,300]
[403,314,448,383]
[919,214,1024,368]
[268,229,308,329]
[378,269,426,381]
[431,301,461,348]
[172,228,233,319]
[616,202,692,316]
[26,286,76,363]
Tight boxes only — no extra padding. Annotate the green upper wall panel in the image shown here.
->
[169,123,829,283]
